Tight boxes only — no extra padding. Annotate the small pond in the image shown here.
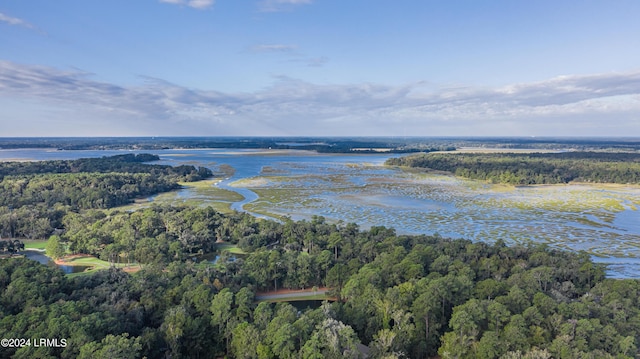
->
[290,300,325,311]
[194,252,238,264]
[21,250,92,274]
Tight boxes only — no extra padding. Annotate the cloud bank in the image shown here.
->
[1,60,639,136]
[0,12,34,29]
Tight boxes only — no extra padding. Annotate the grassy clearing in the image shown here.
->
[59,256,112,268]
[24,240,48,250]
[59,255,136,269]
[59,255,141,277]
[216,243,246,254]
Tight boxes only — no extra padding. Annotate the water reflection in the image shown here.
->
[21,250,92,274]
[195,252,238,264]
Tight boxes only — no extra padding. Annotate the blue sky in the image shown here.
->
[1,0,639,136]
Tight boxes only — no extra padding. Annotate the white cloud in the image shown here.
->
[259,0,313,12]
[187,0,215,9]
[159,0,215,10]
[0,12,34,29]
[1,60,640,136]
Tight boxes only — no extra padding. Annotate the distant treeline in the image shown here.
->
[3,136,640,152]
[0,137,447,153]
[0,153,210,181]
[386,152,640,185]
[0,154,212,239]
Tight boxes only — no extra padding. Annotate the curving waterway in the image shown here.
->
[2,148,639,278]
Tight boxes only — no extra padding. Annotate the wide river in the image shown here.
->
[2,148,639,278]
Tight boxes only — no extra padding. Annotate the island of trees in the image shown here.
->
[0,154,211,240]
[0,153,639,358]
[386,152,640,185]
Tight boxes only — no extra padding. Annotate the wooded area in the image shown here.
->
[386,152,640,185]
[0,154,211,240]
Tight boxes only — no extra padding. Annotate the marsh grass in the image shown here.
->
[112,179,242,213]
[231,170,640,260]
[179,180,244,202]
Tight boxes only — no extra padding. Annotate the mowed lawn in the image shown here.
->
[23,240,48,250]
[216,242,246,254]
[59,255,141,277]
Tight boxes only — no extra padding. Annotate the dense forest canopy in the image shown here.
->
[1,149,639,358]
[386,152,640,185]
[0,154,212,240]
[1,209,639,358]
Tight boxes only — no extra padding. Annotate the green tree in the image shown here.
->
[210,288,234,353]
[476,331,505,359]
[161,306,191,357]
[45,234,65,259]
[231,323,261,359]
[328,232,343,260]
[304,318,362,359]
[78,333,142,359]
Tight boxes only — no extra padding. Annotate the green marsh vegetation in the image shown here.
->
[226,167,640,260]
[173,179,244,211]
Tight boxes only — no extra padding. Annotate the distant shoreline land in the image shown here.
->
[386,151,640,185]
[1,136,639,153]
